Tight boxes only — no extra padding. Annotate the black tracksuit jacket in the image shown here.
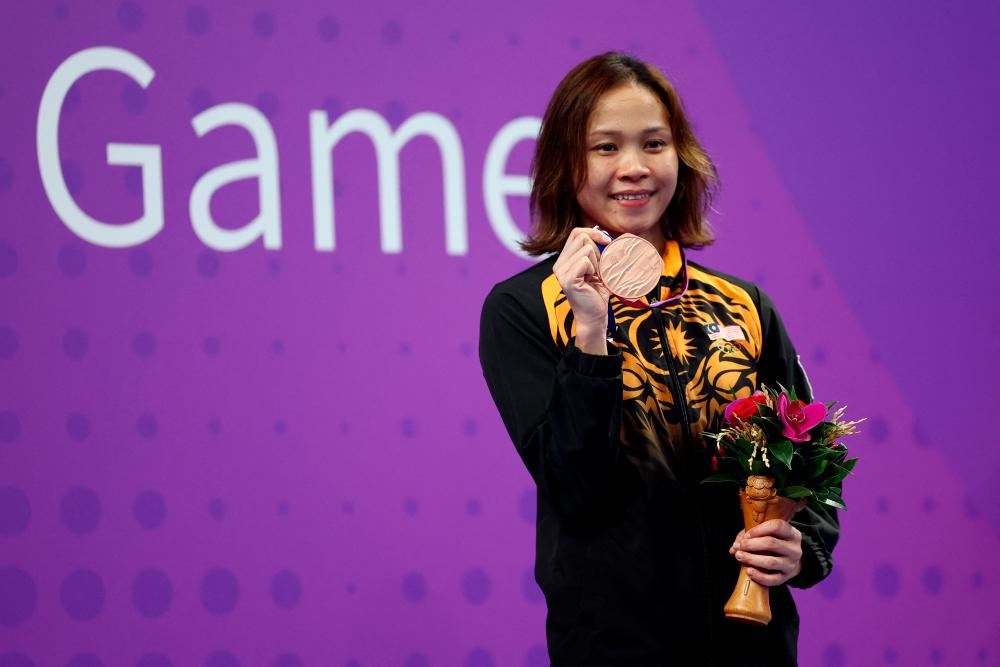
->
[479,242,838,666]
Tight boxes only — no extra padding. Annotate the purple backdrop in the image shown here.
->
[1,2,997,666]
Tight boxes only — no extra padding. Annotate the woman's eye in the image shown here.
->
[595,143,616,153]
[646,139,666,149]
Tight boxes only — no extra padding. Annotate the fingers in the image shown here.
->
[744,519,799,541]
[734,549,793,574]
[729,530,746,555]
[739,535,798,559]
[744,567,790,587]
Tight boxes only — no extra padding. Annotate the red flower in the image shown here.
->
[724,392,768,425]
[777,393,827,443]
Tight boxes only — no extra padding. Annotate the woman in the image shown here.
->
[479,53,838,666]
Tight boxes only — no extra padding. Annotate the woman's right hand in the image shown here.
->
[552,227,612,355]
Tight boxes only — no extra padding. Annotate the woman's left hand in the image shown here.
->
[729,519,803,586]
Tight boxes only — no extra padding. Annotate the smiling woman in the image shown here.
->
[479,52,839,666]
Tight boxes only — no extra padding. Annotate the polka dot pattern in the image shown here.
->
[60,569,105,620]
[201,567,239,615]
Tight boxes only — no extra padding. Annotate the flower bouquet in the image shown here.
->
[703,384,862,625]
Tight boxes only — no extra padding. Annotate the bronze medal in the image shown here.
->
[598,234,663,300]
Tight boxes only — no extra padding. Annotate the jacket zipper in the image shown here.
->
[656,309,714,663]
[654,309,693,447]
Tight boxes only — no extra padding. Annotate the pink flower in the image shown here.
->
[777,393,827,442]
[724,392,768,425]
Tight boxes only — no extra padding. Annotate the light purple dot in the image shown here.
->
[812,345,827,365]
[189,88,214,114]
[256,92,280,119]
[344,582,355,594]
[204,652,239,667]
[122,81,147,115]
[921,565,943,595]
[972,571,984,588]
[129,248,153,276]
[518,488,535,524]
[461,568,491,605]
[67,413,90,441]
[385,100,406,126]
[809,272,824,289]
[204,336,220,356]
[507,33,521,46]
[883,646,897,663]
[61,568,105,620]
[208,498,225,520]
[0,653,35,667]
[401,572,426,602]
[465,498,481,516]
[403,655,427,667]
[341,501,353,514]
[201,567,239,615]
[404,498,418,516]
[978,647,989,662]
[818,567,843,600]
[523,644,547,667]
[381,20,402,45]
[822,643,845,667]
[876,496,889,513]
[270,570,301,609]
[134,490,165,529]
[0,412,19,442]
[873,563,900,598]
[63,328,88,360]
[398,341,411,355]
[318,16,339,41]
[268,257,281,274]
[321,97,342,118]
[448,31,460,42]
[124,169,143,196]
[271,655,301,667]
[58,244,87,277]
[208,418,222,435]
[271,338,284,354]
[277,501,289,516]
[459,341,472,357]
[185,6,211,35]
[0,241,17,277]
[273,419,287,435]
[929,647,942,664]
[66,654,104,667]
[132,568,172,617]
[868,416,888,443]
[60,486,101,534]
[920,496,936,513]
[197,251,219,277]
[0,158,12,192]
[568,36,581,50]
[117,1,144,31]
[133,332,156,358]
[0,327,17,359]
[461,419,477,437]
[399,418,416,437]
[136,414,158,439]
[0,487,30,536]
[136,653,171,667]
[521,569,543,604]
[64,86,81,113]
[464,648,494,667]
[0,568,36,627]
[63,160,83,195]
[252,11,275,38]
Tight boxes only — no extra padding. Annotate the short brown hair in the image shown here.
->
[521,52,718,255]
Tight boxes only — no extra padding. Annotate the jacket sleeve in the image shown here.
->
[755,287,839,589]
[479,284,631,526]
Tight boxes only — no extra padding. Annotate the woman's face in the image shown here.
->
[576,83,678,252]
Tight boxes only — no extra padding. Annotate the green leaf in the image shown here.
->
[782,486,813,499]
[820,495,846,510]
[769,439,794,468]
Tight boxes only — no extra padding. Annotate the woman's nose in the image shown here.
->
[617,148,650,180]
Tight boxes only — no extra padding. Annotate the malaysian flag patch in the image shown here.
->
[705,323,745,342]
